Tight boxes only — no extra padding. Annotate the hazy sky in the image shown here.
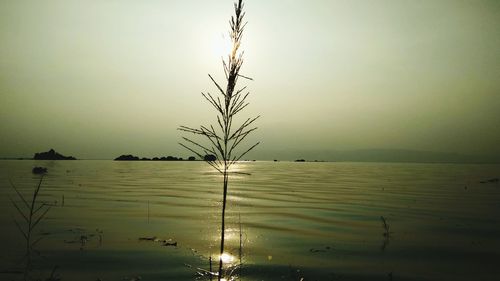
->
[1,0,499,160]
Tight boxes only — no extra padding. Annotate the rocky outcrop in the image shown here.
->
[34,149,76,160]
[114,155,192,161]
[204,154,217,161]
[32,167,48,174]
[114,155,140,161]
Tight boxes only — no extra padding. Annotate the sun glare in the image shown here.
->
[212,35,232,57]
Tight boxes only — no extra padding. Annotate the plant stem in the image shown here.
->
[209,255,213,281]
[178,1,257,279]
[218,169,229,280]
[239,213,242,264]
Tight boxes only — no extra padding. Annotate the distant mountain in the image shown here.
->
[252,148,499,163]
[325,149,483,163]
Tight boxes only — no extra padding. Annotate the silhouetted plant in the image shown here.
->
[10,176,52,281]
[380,216,393,251]
[380,216,390,237]
[178,0,258,279]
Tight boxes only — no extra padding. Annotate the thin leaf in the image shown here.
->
[178,126,204,135]
[30,236,45,249]
[33,202,49,215]
[31,206,51,231]
[182,137,217,155]
[10,179,30,209]
[231,142,260,165]
[179,143,204,159]
[230,127,258,154]
[202,92,223,113]
[11,199,29,223]
[13,218,27,240]
[208,74,226,97]
[237,74,253,80]
[231,102,249,117]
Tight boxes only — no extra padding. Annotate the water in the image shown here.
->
[0,160,499,281]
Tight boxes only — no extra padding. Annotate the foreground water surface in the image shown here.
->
[0,160,499,281]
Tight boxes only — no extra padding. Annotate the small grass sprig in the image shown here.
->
[10,176,51,280]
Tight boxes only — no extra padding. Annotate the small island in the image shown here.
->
[34,149,76,160]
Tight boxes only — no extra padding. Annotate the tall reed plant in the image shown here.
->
[179,0,258,279]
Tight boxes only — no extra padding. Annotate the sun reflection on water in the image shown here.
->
[220,252,235,264]
[200,161,250,179]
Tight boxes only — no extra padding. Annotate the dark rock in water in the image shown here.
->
[204,154,217,161]
[163,241,177,247]
[138,236,157,241]
[32,166,48,174]
[480,178,499,184]
[114,155,140,161]
[34,149,76,160]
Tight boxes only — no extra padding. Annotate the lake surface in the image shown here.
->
[0,160,499,281]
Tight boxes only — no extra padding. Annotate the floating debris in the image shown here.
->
[480,178,499,184]
[138,236,157,241]
[309,246,333,253]
[63,228,103,250]
[122,276,142,281]
[163,241,177,247]
[138,236,177,247]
